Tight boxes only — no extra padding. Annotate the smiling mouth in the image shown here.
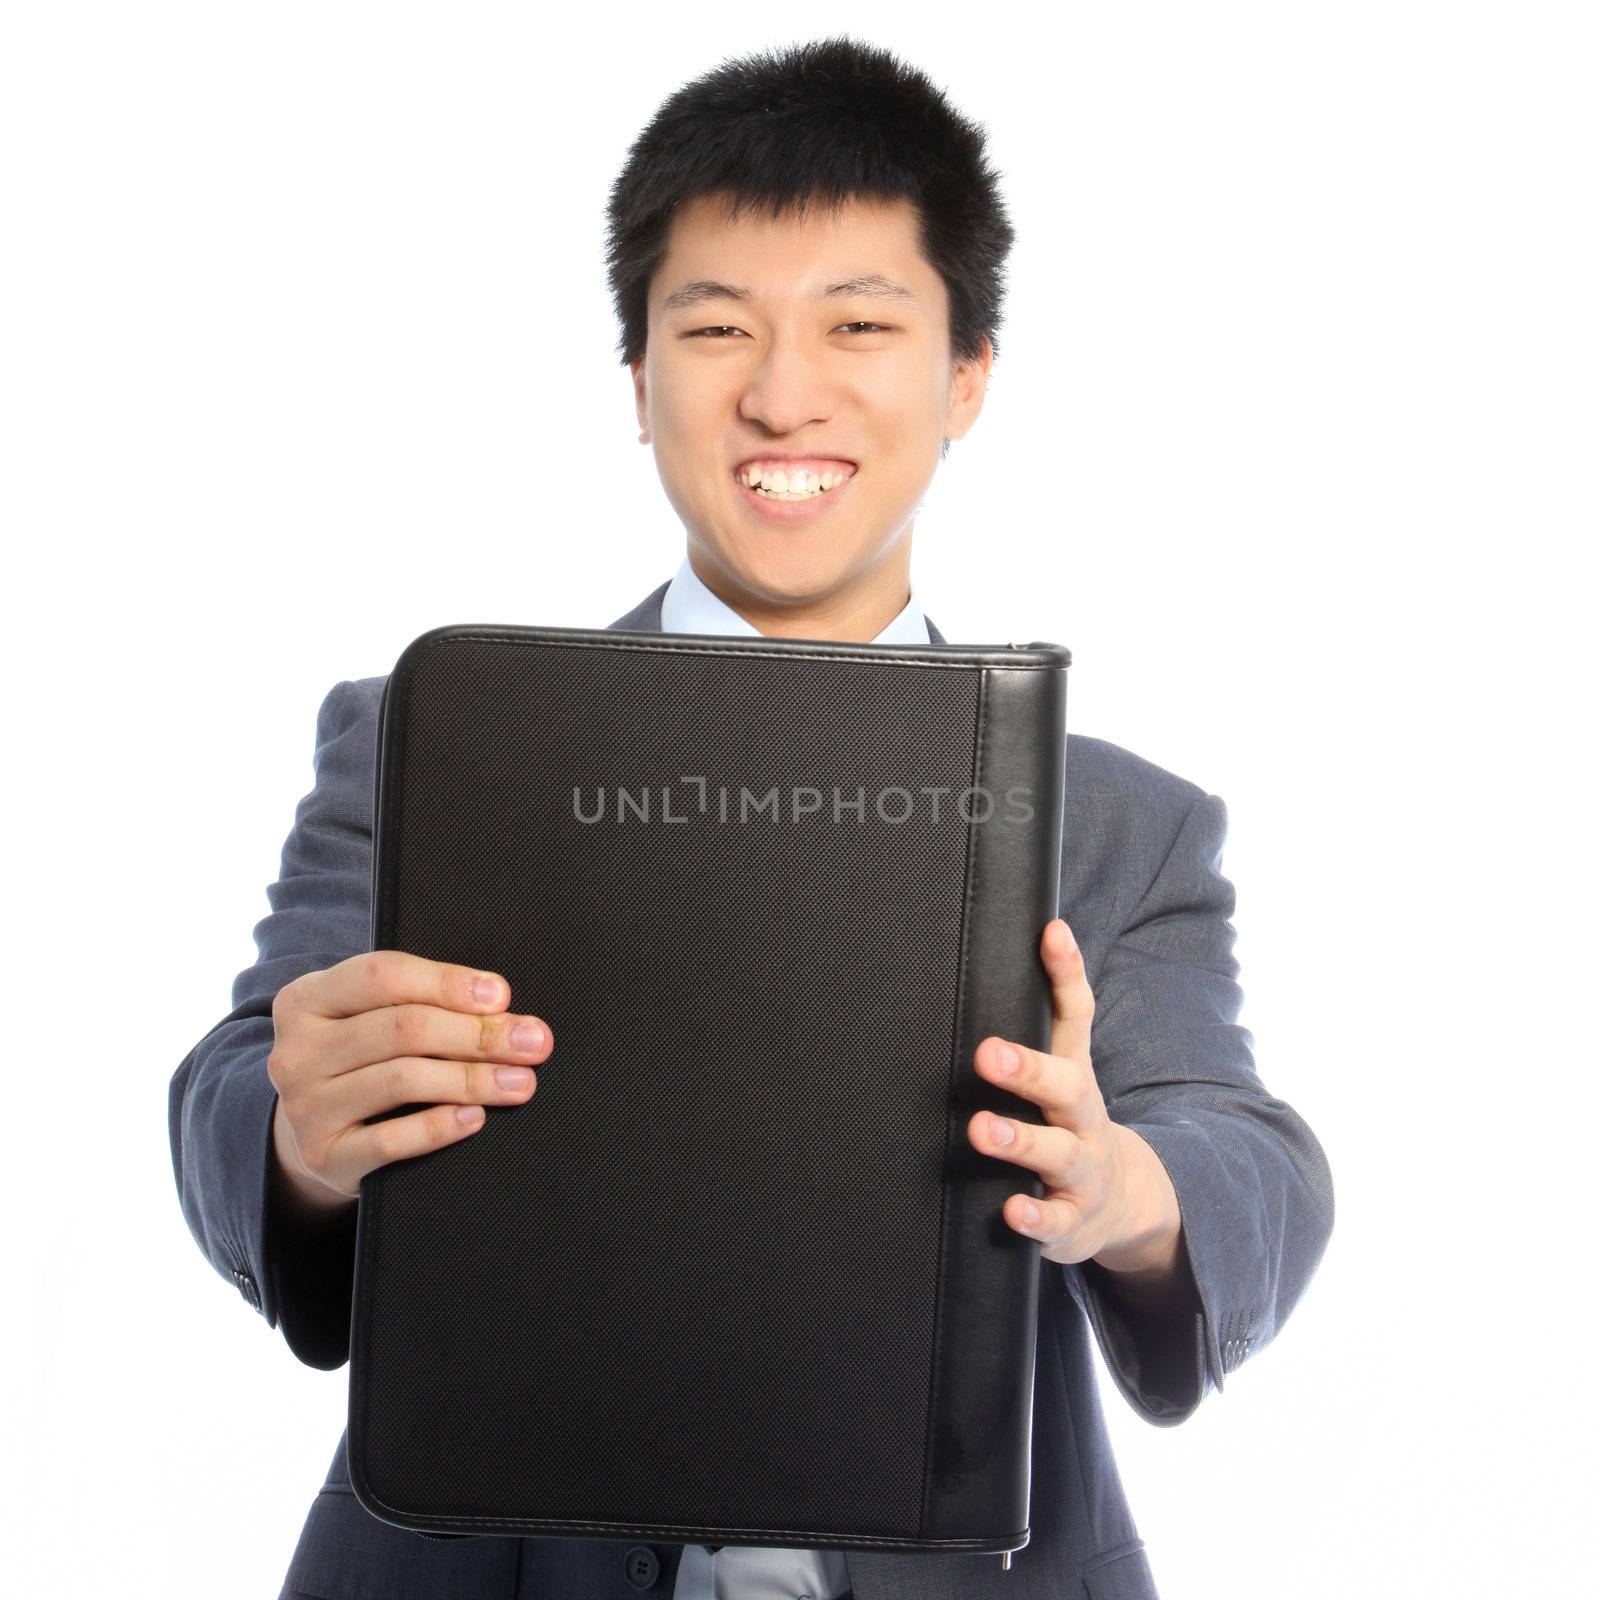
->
[732,462,857,502]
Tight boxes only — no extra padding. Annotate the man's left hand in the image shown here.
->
[967,918,1188,1302]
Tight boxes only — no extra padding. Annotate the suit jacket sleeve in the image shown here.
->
[1068,788,1335,1425]
[167,678,375,1369]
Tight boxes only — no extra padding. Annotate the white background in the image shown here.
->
[3,3,1595,1595]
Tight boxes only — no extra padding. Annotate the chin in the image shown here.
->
[718,543,863,605]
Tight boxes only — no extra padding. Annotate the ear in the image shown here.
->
[630,356,650,443]
[943,335,994,444]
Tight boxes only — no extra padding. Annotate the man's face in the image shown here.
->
[631,190,990,615]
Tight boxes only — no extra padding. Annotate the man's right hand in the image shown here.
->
[267,950,554,1219]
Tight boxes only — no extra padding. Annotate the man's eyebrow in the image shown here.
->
[660,273,920,313]
[821,273,920,306]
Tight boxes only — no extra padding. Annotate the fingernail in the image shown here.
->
[496,1067,533,1091]
[474,975,503,1004]
[1058,921,1076,949]
[457,1105,485,1127]
[511,1021,545,1051]
[996,1042,1021,1075]
[990,1116,1015,1145]
[1021,1201,1041,1227]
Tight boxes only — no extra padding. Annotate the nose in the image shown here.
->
[737,335,839,437]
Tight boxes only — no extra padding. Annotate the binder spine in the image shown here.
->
[918,663,1069,1548]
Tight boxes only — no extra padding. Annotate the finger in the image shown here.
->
[327,1054,541,1126]
[974,1034,1098,1132]
[1002,1190,1081,1248]
[967,1108,1086,1187]
[286,949,515,1024]
[327,1100,493,1190]
[322,999,554,1077]
[1041,918,1093,1067]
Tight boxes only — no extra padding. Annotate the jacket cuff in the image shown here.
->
[169,1010,359,1371]
[1113,1112,1279,1406]
[169,1016,283,1334]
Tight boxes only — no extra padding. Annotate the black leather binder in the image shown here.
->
[347,622,1071,1557]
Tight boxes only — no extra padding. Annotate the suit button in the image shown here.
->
[624,1545,660,1589]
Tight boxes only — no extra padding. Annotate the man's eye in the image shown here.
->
[685,322,891,339]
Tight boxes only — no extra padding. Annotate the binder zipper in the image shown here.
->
[1001,639,1022,1579]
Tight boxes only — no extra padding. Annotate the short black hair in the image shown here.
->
[604,35,1016,377]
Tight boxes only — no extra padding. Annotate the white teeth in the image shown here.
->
[737,463,853,500]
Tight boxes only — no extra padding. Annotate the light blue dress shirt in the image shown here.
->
[659,553,931,649]
[659,551,928,1600]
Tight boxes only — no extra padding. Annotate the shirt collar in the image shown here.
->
[659,553,930,645]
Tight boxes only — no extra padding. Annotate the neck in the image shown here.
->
[688,547,914,643]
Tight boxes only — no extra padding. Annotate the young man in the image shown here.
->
[169,36,1333,1600]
